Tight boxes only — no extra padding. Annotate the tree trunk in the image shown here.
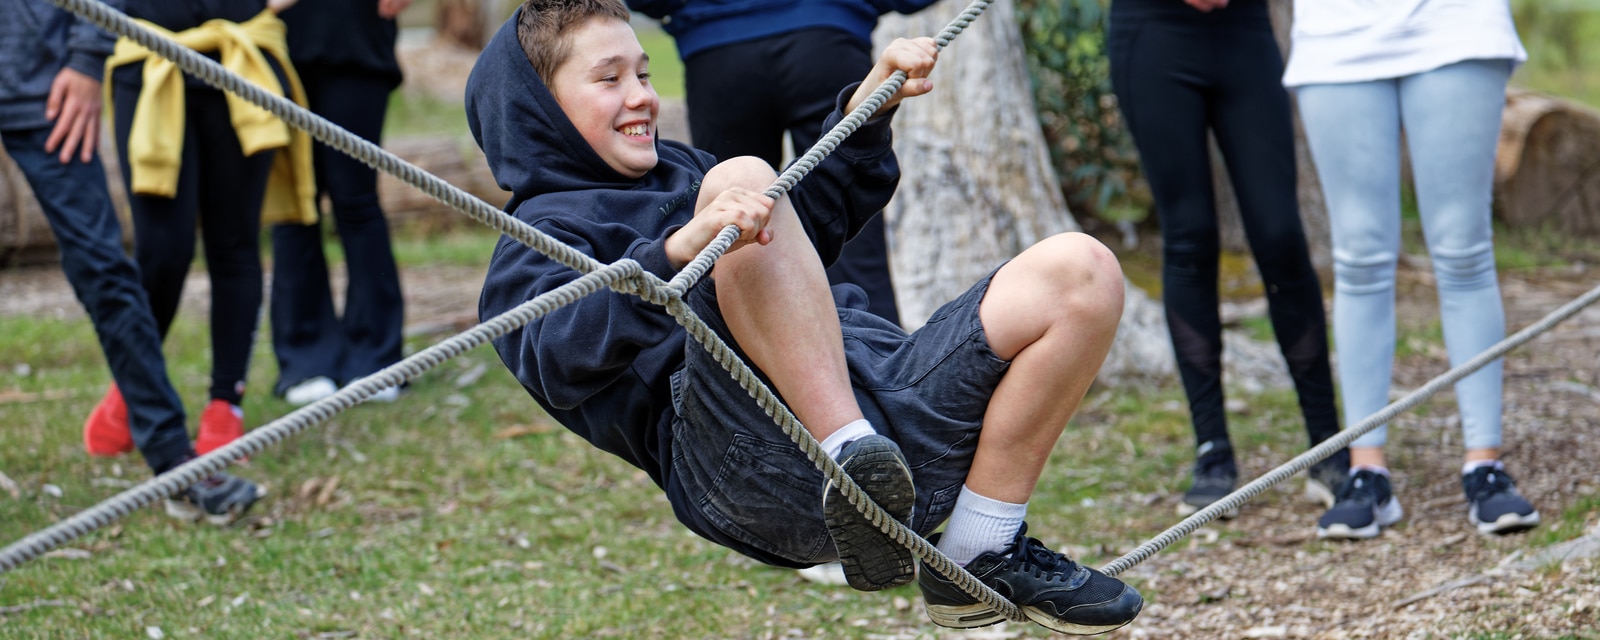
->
[1494,88,1600,236]
[874,0,1175,383]
[876,0,1294,386]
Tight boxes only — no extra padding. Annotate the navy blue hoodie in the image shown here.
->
[0,0,123,131]
[469,10,899,558]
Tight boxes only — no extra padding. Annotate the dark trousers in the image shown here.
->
[1,127,193,474]
[269,68,403,393]
[1108,0,1339,450]
[684,28,901,324]
[112,80,272,406]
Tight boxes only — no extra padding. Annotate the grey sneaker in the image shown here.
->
[1306,448,1351,508]
[1316,469,1402,540]
[919,525,1144,635]
[1463,464,1540,535]
[823,434,915,591]
[165,472,265,526]
[1177,441,1238,519]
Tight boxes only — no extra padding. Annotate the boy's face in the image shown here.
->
[549,17,660,179]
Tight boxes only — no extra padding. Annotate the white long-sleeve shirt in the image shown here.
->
[1283,0,1526,87]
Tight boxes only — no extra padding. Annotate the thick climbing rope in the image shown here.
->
[2,0,1030,621]
[1101,279,1600,577]
[7,0,1594,627]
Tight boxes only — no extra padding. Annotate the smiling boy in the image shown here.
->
[469,0,1143,634]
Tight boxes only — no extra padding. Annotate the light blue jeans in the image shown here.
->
[1295,58,1513,451]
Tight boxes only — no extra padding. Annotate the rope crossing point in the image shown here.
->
[4,0,1596,627]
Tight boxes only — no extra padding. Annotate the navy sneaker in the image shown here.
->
[165,472,264,526]
[919,525,1144,635]
[1177,441,1238,519]
[1306,448,1352,509]
[1463,464,1540,535]
[1316,469,1403,539]
[823,434,915,591]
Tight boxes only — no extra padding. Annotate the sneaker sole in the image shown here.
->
[926,602,1007,630]
[164,485,267,526]
[1305,478,1337,509]
[1318,498,1404,540]
[1022,585,1144,636]
[824,441,915,592]
[1473,509,1541,535]
[1175,501,1239,520]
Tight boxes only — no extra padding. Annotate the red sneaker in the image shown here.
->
[195,400,245,456]
[84,384,134,456]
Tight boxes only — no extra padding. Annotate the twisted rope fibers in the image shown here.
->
[9,0,1027,623]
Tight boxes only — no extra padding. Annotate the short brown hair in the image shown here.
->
[516,0,632,84]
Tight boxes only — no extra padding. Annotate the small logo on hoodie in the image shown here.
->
[659,179,701,218]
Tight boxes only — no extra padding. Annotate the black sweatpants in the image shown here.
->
[684,27,901,325]
[112,78,273,406]
[1108,0,1339,451]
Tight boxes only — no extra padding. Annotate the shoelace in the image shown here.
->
[1334,471,1381,503]
[1014,536,1086,584]
[1467,468,1514,501]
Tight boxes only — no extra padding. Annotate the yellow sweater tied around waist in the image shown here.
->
[108,9,317,226]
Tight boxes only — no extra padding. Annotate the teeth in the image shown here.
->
[621,124,647,137]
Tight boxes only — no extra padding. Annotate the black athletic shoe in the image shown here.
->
[1463,465,1540,535]
[165,472,264,526]
[823,434,915,591]
[919,525,1144,635]
[1177,441,1238,519]
[1306,448,1352,508]
[1316,469,1402,540]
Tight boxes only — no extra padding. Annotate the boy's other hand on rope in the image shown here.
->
[43,67,101,164]
[847,37,939,117]
[666,185,775,270]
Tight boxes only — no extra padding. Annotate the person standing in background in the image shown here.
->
[271,0,410,406]
[3,0,264,522]
[625,0,943,324]
[1286,0,1540,539]
[1107,0,1348,518]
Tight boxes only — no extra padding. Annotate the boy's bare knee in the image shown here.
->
[697,156,777,208]
[1031,232,1124,316]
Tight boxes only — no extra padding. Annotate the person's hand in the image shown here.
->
[845,37,939,116]
[378,0,412,19]
[1183,0,1229,12]
[665,187,775,269]
[44,67,101,164]
[268,0,299,14]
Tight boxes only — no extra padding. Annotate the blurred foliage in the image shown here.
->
[1509,0,1600,107]
[1015,0,1146,223]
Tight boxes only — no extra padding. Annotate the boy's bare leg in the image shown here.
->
[703,157,865,440]
[970,232,1125,503]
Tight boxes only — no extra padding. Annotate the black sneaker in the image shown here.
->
[1306,448,1351,509]
[823,434,915,591]
[1316,469,1402,539]
[1177,441,1238,519]
[919,524,1143,635]
[165,472,264,526]
[1463,464,1540,535]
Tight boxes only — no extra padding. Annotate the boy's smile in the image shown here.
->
[549,17,660,179]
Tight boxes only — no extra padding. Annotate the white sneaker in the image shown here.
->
[368,385,400,403]
[284,376,338,406]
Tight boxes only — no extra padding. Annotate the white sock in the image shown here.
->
[819,419,876,461]
[936,486,1027,566]
[1462,459,1503,474]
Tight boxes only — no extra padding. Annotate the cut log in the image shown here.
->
[1493,89,1600,237]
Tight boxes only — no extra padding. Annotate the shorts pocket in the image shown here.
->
[692,433,832,565]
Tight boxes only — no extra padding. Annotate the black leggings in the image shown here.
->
[113,80,271,406]
[1108,0,1338,450]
